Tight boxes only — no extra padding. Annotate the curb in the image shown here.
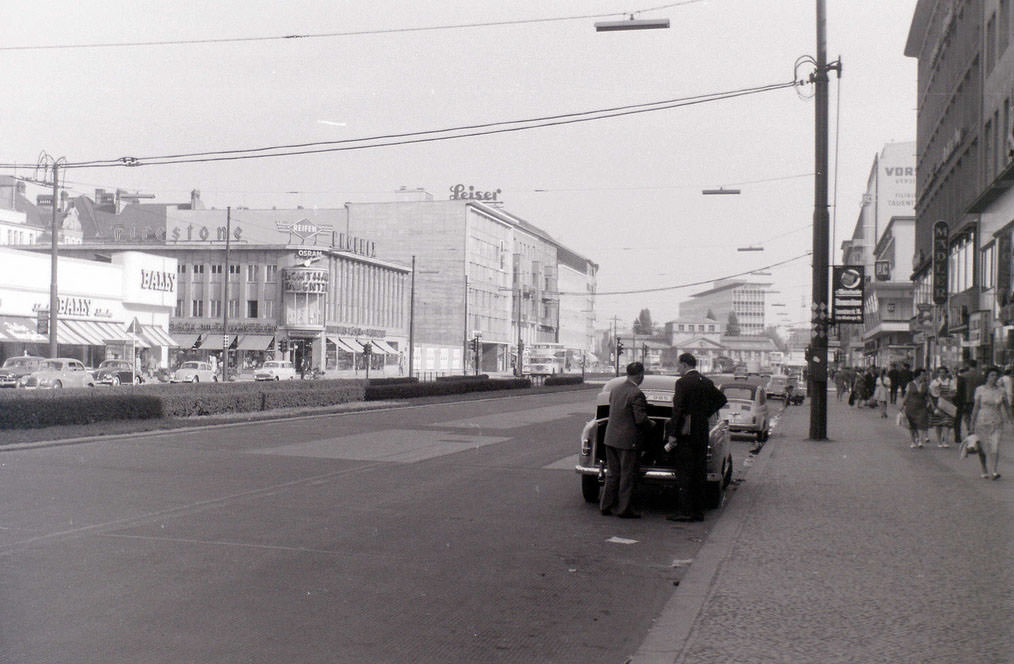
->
[629,437,776,664]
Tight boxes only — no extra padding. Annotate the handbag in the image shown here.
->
[959,434,979,458]
[936,398,957,417]
[895,412,908,429]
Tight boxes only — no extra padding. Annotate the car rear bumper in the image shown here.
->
[575,462,722,483]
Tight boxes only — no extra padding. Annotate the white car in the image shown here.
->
[254,360,297,381]
[170,361,218,383]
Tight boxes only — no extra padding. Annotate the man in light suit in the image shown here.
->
[600,361,654,519]
[666,352,727,522]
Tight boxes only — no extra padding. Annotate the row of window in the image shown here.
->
[176,299,274,319]
[4,229,38,245]
[177,263,279,281]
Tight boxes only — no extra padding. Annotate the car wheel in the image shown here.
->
[581,475,600,503]
[192,376,199,383]
[213,375,218,382]
[135,375,143,384]
[274,376,280,381]
[52,380,62,389]
[111,376,120,386]
[704,471,725,509]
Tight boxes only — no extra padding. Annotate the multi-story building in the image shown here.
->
[678,279,770,337]
[906,0,1014,367]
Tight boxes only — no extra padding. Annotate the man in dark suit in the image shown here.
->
[600,361,654,519]
[665,353,727,522]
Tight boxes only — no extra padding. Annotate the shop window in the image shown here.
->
[247,300,258,318]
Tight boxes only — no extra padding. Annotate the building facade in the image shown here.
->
[678,279,770,337]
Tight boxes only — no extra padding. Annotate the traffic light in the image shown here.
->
[616,339,624,356]
[471,337,480,353]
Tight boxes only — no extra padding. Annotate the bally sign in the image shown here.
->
[140,269,176,293]
[932,221,949,304]
[831,265,865,324]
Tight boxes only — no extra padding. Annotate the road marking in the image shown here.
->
[249,429,510,462]
[440,404,588,430]
[99,533,341,556]
[607,536,638,544]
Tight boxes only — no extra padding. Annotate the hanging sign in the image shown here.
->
[932,221,949,304]
[831,265,865,323]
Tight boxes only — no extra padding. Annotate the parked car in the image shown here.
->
[93,359,143,386]
[170,361,218,383]
[787,378,806,405]
[765,376,791,401]
[0,355,45,388]
[254,360,297,381]
[718,377,770,442]
[575,374,733,509]
[19,358,96,389]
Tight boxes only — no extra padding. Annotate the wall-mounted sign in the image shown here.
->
[276,218,334,245]
[296,248,324,266]
[33,298,114,319]
[169,224,243,243]
[875,260,891,281]
[932,221,949,304]
[333,233,376,258]
[968,311,990,347]
[170,320,277,334]
[831,265,864,324]
[283,268,328,294]
[139,269,176,293]
[449,184,502,202]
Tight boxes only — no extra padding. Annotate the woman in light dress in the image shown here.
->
[928,366,957,447]
[874,368,891,418]
[970,367,1010,480]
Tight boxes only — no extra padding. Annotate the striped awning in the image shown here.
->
[340,337,365,353]
[139,324,178,348]
[327,336,361,353]
[371,339,399,355]
[57,320,96,346]
[0,316,47,343]
[358,338,394,355]
[197,335,237,351]
[236,335,275,350]
[172,334,202,349]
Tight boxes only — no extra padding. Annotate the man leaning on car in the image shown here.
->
[666,352,727,522]
[600,361,655,519]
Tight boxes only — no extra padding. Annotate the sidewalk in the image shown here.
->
[633,393,1012,663]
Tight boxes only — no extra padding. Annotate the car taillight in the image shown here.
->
[580,420,595,456]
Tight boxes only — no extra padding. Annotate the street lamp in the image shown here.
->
[594,16,669,31]
[472,330,482,376]
[702,187,741,195]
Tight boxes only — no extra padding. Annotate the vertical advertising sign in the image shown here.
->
[932,221,949,304]
[831,265,865,323]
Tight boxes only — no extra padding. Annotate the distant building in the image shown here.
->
[679,278,770,336]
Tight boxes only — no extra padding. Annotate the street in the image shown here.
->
[0,389,764,663]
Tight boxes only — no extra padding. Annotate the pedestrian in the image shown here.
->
[955,359,985,441]
[863,367,877,408]
[902,368,932,448]
[665,352,727,522]
[899,362,914,397]
[874,368,890,418]
[928,366,957,447]
[888,362,902,404]
[969,366,1010,480]
[599,361,655,518]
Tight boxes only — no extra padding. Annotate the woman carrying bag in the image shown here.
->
[969,366,1010,480]
[928,366,957,447]
[902,368,932,449]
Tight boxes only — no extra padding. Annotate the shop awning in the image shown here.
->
[57,320,98,346]
[327,335,361,353]
[371,339,399,355]
[340,337,365,353]
[197,334,237,351]
[358,338,393,355]
[0,316,47,343]
[172,333,201,349]
[236,335,275,351]
[140,324,179,348]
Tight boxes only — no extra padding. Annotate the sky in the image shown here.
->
[2,0,919,335]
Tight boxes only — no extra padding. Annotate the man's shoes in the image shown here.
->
[617,511,641,519]
[666,514,703,522]
[599,508,613,516]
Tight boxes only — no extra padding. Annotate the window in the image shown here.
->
[987,13,997,73]
[211,264,223,274]
[178,264,186,273]
[265,265,278,281]
[246,265,258,282]
[229,264,240,275]
[948,234,975,294]
[191,299,204,317]
[209,299,222,317]
[228,299,239,317]
[247,300,258,318]
[193,264,205,274]
[175,299,184,317]
[982,243,996,291]
[263,299,274,319]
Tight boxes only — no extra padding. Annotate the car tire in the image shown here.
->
[52,381,62,389]
[274,376,280,381]
[581,475,600,503]
[192,376,199,383]
[111,376,120,386]
[135,375,143,384]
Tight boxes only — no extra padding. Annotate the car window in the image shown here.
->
[70,362,84,371]
[42,360,62,370]
[723,386,754,401]
[182,362,200,369]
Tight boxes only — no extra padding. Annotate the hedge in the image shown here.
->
[365,377,530,401]
[544,374,584,386]
[366,376,418,386]
[435,374,490,382]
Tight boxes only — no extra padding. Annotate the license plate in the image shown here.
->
[643,391,670,402]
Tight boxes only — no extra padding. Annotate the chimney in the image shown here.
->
[190,189,203,210]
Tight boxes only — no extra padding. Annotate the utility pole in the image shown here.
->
[222,206,231,383]
[409,255,415,379]
[463,275,469,374]
[48,161,60,359]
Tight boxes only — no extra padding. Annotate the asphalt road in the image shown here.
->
[0,390,779,663]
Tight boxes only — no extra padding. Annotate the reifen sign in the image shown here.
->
[932,221,949,304]
[831,265,864,323]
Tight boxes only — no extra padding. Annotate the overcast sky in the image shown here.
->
[2,0,918,332]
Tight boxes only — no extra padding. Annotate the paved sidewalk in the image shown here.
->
[633,394,1012,663]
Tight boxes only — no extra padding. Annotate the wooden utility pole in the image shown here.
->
[222,206,231,383]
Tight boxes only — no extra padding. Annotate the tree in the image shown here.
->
[705,308,717,321]
[633,309,653,335]
[726,311,741,336]
[764,326,787,352]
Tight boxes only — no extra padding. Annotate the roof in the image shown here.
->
[719,336,780,351]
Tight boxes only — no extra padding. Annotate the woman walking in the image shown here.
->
[970,366,1010,480]
[902,368,931,448]
[874,368,891,418]
[928,366,957,447]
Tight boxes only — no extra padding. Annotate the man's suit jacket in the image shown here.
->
[668,370,727,451]
[603,378,651,450]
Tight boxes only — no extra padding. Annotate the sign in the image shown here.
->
[276,218,334,245]
[170,320,276,334]
[332,233,376,258]
[282,268,328,294]
[875,260,891,281]
[169,224,243,243]
[139,269,176,293]
[932,221,949,304]
[831,265,864,323]
[449,184,502,201]
[296,248,324,266]
[968,311,990,347]
[33,297,114,319]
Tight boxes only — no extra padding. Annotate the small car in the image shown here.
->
[0,356,45,388]
[19,358,96,389]
[765,376,791,400]
[254,360,297,381]
[170,361,218,383]
[787,378,806,405]
[93,359,143,386]
[718,378,770,442]
[576,374,733,509]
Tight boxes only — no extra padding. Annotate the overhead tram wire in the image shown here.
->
[0,80,798,171]
[560,251,812,296]
[0,1,704,52]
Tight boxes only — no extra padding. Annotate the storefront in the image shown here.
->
[0,248,177,368]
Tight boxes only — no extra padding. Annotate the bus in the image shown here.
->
[522,342,566,375]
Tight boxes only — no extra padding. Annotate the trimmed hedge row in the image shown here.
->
[544,374,585,386]
[365,377,530,401]
[366,376,418,386]
[435,374,490,382]
[0,380,365,429]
